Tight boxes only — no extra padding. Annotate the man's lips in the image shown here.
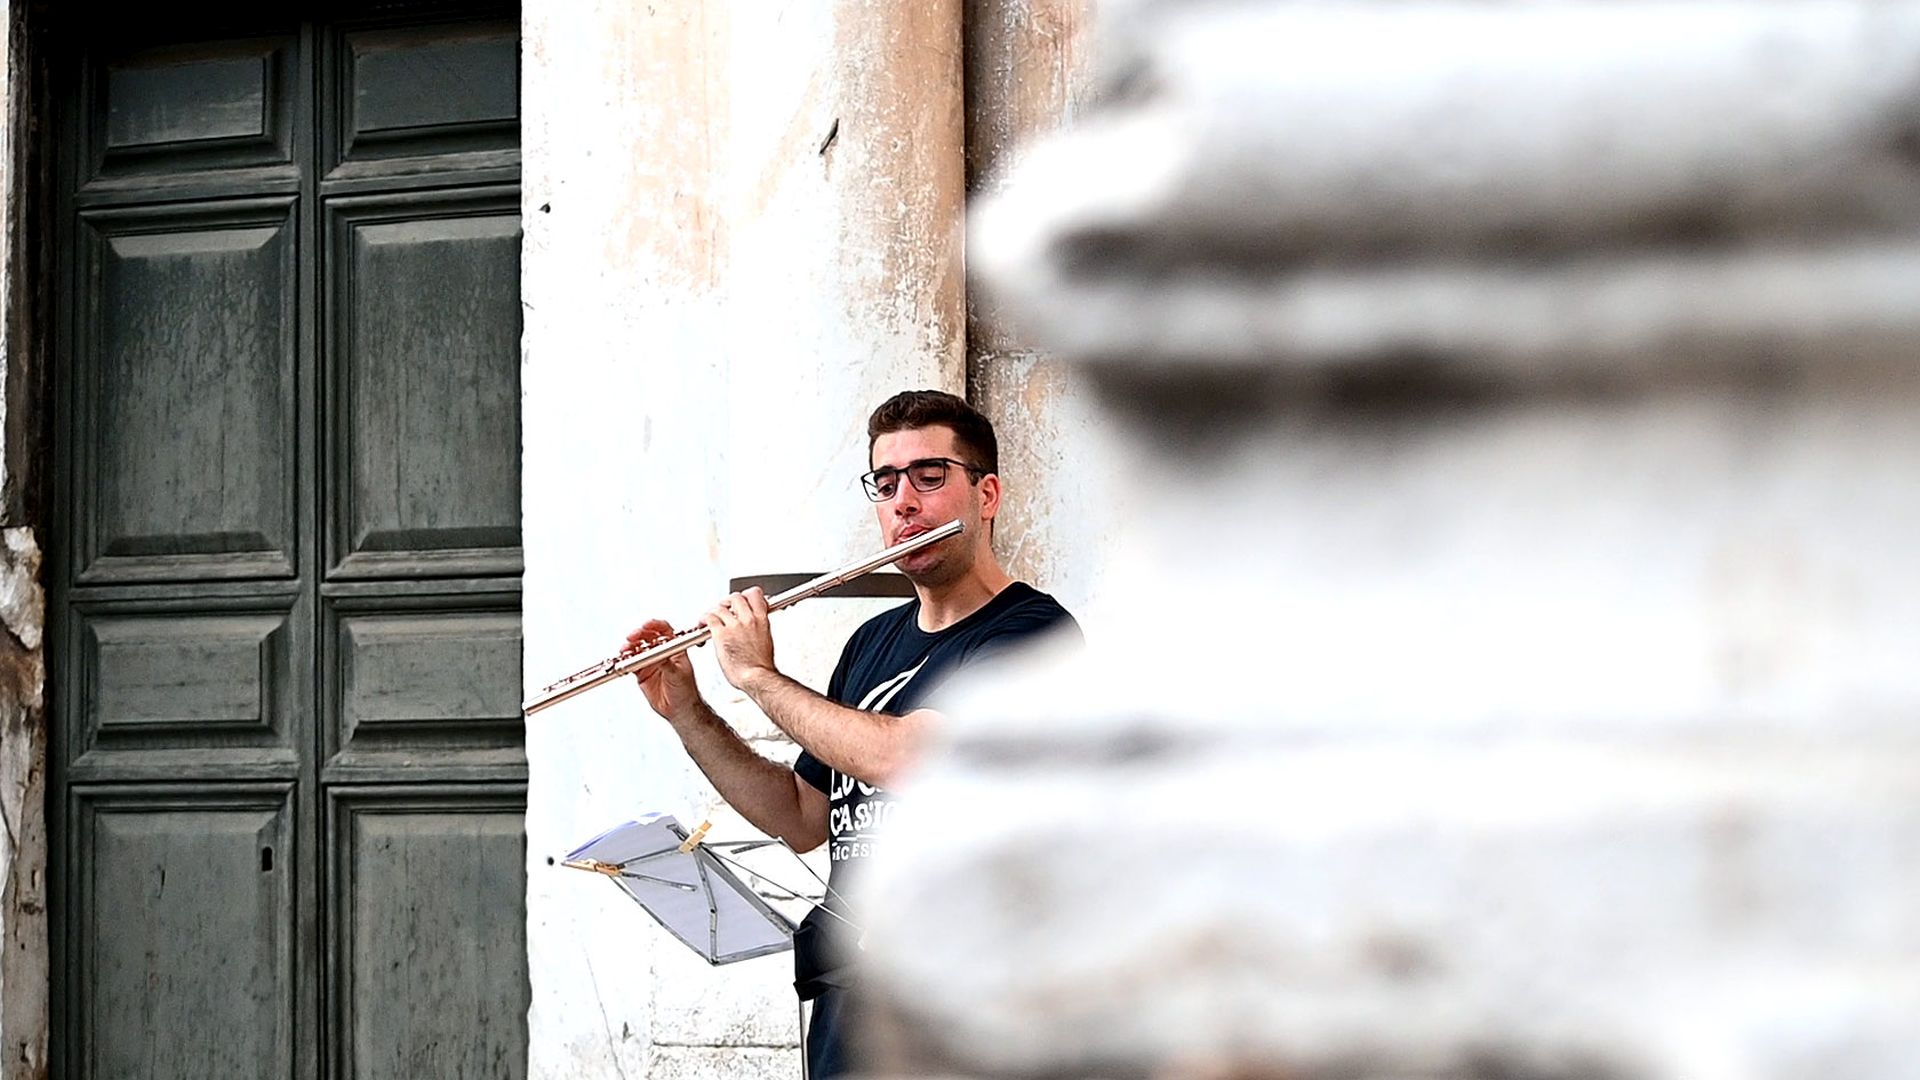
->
[895,523,940,545]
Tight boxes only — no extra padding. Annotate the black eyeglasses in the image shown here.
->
[860,457,987,502]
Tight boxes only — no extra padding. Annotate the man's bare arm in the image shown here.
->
[733,668,935,789]
[663,697,829,850]
[626,618,828,850]
[700,586,936,787]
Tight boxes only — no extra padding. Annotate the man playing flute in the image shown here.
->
[626,389,1081,1079]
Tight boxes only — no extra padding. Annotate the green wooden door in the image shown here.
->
[48,6,527,1078]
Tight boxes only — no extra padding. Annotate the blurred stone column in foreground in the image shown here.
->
[860,3,1920,1078]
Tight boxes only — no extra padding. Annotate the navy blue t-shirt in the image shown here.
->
[790,581,1079,996]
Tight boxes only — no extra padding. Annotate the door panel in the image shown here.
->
[77,605,296,756]
[74,787,296,1080]
[327,192,522,579]
[327,17,520,176]
[330,788,528,1080]
[88,35,299,184]
[327,599,525,768]
[62,590,308,783]
[76,200,299,584]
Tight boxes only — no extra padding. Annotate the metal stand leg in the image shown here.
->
[797,998,812,1080]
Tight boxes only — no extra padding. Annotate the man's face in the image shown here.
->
[869,425,997,585]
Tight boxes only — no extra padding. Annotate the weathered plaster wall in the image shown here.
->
[964,0,1123,622]
[0,1,48,1075]
[521,2,962,1076]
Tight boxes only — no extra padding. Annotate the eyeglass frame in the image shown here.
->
[859,456,990,502]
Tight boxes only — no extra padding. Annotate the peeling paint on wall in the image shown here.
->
[833,0,966,388]
[0,2,50,1071]
[0,528,46,1080]
[966,0,1093,196]
[604,3,734,292]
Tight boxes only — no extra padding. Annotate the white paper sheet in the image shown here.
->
[565,813,796,965]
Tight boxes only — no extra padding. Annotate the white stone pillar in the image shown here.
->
[862,4,1920,1078]
[521,1,962,1076]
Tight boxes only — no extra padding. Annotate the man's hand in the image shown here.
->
[702,586,777,692]
[622,613,827,853]
[625,619,703,724]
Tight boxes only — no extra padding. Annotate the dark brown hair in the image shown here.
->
[866,390,999,476]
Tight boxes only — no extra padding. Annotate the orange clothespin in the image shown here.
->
[561,858,625,877]
[676,820,712,854]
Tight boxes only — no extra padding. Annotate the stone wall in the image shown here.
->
[0,1,48,1075]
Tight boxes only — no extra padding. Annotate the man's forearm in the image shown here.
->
[736,669,929,788]
[667,699,815,845]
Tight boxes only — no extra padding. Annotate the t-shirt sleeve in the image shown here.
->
[964,600,1083,668]
[824,631,855,703]
[794,748,831,793]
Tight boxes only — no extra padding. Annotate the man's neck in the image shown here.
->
[915,562,1016,633]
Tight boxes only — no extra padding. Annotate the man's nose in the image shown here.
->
[888,482,921,512]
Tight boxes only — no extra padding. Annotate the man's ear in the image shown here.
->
[978,473,1002,521]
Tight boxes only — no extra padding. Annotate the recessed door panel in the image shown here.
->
[327,191,522,579]
[330,18,519,173]
[88,35,298,183]
[330,788,528,1080]
[326,598,524,766]
[73,788,295,1080]
[75,200,298,584]
[74,603,298,770]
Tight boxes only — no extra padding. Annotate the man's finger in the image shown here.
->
[744,587,769,619]
[627,618,674,647]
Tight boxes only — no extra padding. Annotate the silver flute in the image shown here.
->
[523,519,965,715]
